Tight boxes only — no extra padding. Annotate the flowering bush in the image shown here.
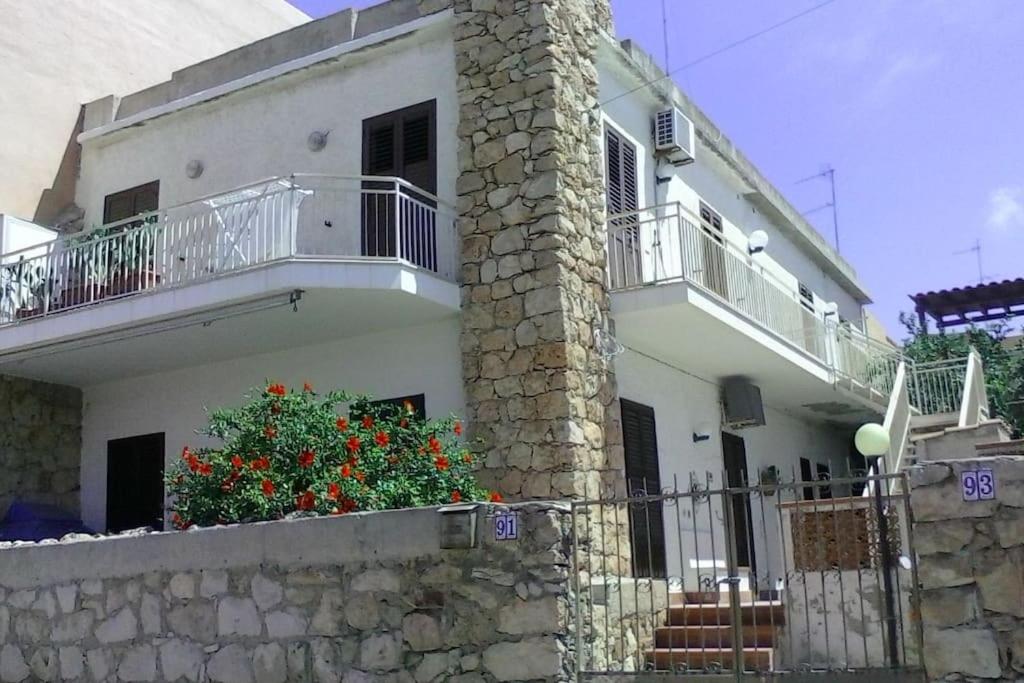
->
[167,383,499,529]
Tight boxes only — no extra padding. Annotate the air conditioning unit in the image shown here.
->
[654,108,696,165]
[722,377,766,429]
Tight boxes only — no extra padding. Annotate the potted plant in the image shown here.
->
[108,219,162,296]
[12,262,53,319]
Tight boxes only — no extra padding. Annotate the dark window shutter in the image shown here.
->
[403,116,430,165]
[605,127,638,217]
[366,124,396,175]
[620,399,667,578]
[103,181,160,225]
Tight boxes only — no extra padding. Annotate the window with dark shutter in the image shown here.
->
[620,399,667,579]
[605,127,638,219]
[103,181,160,226]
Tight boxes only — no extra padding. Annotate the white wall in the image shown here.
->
[76,25,457,230]
[597,61,864,326]
[79,319,463,532]
[615,347,851,586]
[0,0,306,221]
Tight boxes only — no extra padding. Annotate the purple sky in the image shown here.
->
[287,0,1024,337]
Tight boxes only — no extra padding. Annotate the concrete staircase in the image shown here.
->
[906,416,1014,466]
[646,589,784,672]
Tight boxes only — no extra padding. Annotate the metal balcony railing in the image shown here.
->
[607,203,831,363]
[0,175,457,325]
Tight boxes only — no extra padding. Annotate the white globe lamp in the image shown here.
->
[747,230,769,255]
[855,423,889,458]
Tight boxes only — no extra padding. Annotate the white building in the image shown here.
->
[0,0,917,591]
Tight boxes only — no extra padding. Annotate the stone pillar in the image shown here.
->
[445,0,622,502]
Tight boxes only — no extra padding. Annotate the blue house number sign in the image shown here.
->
[961,469,996,502]
[495,512,518,541]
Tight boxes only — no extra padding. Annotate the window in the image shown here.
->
[798,282,815,313]
[799,457,814,500]
[698,201,729,299]
[620,399,667,579]
[103,181,159,226]
[351,393,426,421]
[605,126,638,219]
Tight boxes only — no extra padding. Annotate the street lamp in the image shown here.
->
[747,230,769,255]
[855,422,898,668]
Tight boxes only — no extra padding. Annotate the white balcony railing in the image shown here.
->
[607,203,831,362]
[0,175,457,324]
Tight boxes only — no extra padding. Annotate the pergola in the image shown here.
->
[911,278,1024,330]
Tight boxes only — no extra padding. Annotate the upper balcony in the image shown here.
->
[0,175,459,385]
[606,203,900,423]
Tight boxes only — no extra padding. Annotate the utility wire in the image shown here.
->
[599,0,842,108]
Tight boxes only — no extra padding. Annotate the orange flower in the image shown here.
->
[341,464,352,479]
[403,399,415,414]
[264,425,277,439]
[198,462,213,477]
[296,490,316,511]
[336,417,349,432]
[428,436,442,455]
[489,491,503,503]
[375,431,390,447]
[297,449,315,469]
[361,415,374,430]
[172,513,192,530]
[181,446,193,461]
[451,490,462,503]
[261,479,275,497]
[338,498,357,514]
[346,436,361,453]
[267,383,286,396]
[327,482,341,501]
[249,456,270,471]
[454,421,463,436]
[462,452,474,465]
[231,455,244,469]
[399,418,409,428]
[434,456,449,471]
[355,470,366,483]
[303,382,313,393]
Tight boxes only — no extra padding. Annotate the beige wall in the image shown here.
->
[0,0,307,224]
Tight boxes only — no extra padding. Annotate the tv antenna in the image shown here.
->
[954,239,988,285]
[660,0,671,72]
[797,165,840,253]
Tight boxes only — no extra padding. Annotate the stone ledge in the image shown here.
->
[0,501,568,590]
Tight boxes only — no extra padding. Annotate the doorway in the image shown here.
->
[621,398,667,578]
[361,100,437,270]
[722,432,756,573]
[106,432,165,533]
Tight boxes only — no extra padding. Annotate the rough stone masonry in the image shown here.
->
[0,375,81,518]
[414,0,624,503]
[911,455,1024,681]
[0,503,579,682]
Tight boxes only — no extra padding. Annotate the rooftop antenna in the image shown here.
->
[660,0,671,73]
[796,165,840,253]
[953,239,987,284]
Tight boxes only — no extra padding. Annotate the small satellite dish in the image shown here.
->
[185,160,204,179]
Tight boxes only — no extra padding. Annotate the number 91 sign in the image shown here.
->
[961,468,996,502]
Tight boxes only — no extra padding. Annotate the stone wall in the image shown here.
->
[911,456,1024,680]
[0,376,82,517]
[0,503,578,682]
[418,0,624,503]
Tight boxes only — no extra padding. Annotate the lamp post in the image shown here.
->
[855,422,898,668]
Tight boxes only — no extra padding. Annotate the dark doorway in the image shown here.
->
[816,462,833,499]
[722,432,756,572]
[621,399,667,578]
[361,100,437,270]
[103,181,160,226]
[800,457,815,500]
[106,433,165,533]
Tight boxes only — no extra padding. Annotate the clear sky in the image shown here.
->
[287,0,1024,338]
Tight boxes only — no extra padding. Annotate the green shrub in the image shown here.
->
[167,383,497,528]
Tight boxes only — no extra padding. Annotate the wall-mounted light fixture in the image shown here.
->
[823,301,839,317]
[747,230,769,255]
[307,130,329,152]
[185,160,204,179]
[692,421,712,443]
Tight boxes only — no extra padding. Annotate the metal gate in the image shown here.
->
[571,472,924,680]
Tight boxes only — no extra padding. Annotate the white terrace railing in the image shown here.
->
[607,202,832,362]
[0,175,457,324]
[907,356,969,418]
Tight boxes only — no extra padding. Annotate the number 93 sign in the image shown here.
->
[961,468,996,502]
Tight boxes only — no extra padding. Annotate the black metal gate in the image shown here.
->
[571,472,924,680]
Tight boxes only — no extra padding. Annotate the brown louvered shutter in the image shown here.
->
[621,399,667,579]
[605,127,638,218]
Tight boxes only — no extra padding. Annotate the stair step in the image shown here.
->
[646,647,774,671]
[673,590,755,606]
[667,602,786,626]
[655,624,778,648]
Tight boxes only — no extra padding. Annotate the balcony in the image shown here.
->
[606,203,898,422]
[0,175,459,384]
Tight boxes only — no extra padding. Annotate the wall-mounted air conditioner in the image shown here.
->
[654,108,696,165]
[722,377,766,429]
